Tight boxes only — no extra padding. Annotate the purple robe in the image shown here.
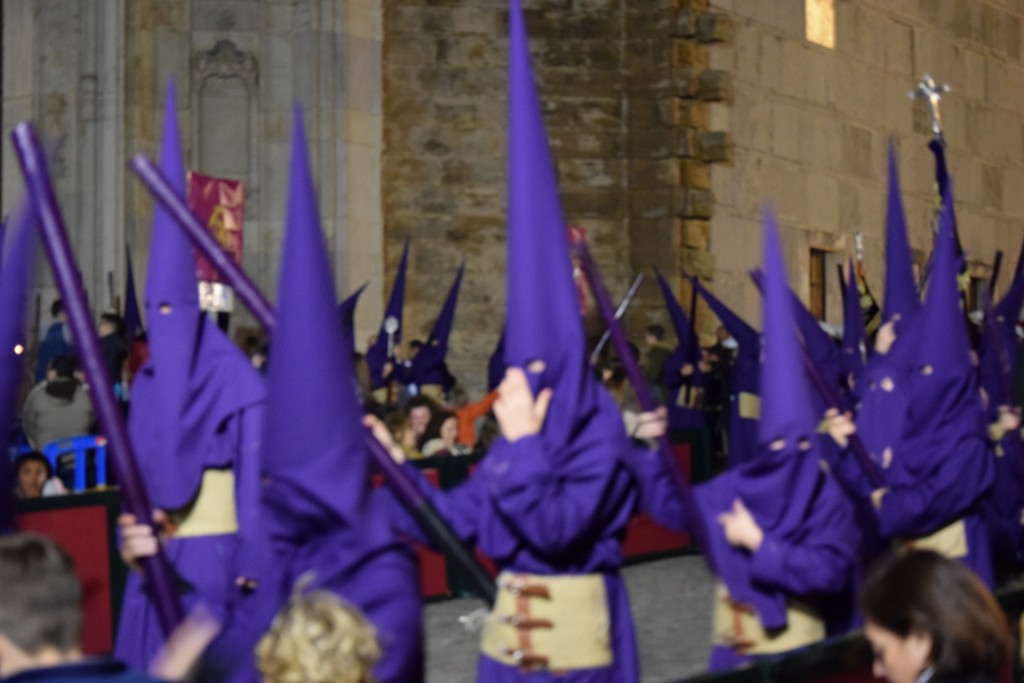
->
[257,109,423,683]
[116,81,268,680]
[115,323,266,676]
[695,212,859,670]
[977,311,1024,573]
[853,188,995,587]
[403,384,641,682]
[436,1,645,677]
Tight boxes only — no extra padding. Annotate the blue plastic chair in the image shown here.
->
[8,443,35,461]
[41,435,108,491]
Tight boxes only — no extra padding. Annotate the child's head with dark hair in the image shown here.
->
[13,453,52,499]
[50,300,64,319]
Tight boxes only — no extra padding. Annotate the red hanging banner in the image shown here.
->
[186,171,245,284]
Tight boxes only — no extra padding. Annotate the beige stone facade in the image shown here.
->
[4,1,1024,396]
[709,0,1024,330]
[2,0,384,346]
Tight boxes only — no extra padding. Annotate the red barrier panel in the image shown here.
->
[415,469,449,598]
[623,441,692,557]
[14,492,125,655]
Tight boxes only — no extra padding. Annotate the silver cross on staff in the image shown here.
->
[909,73,951,140]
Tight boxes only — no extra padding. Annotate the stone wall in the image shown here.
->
[707,0,1024,330]
[2,0,384,344]
[382,0,732,395]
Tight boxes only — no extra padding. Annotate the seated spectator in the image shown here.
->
[0,533,162,681]
[12,452,67,499]
[417,409,469,457]
[256,574,380,683]
[404,395,438,442]
[384,410,423,461]
[21,356,94,449]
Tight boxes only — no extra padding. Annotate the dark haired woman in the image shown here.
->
[861,550,1011,683]
[417,409,470,457]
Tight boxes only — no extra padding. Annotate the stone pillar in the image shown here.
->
[625,0,733,344]
[2,0,128,338]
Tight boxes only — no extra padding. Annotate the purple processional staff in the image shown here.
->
[0,202,38,533]
[573,243,712,565]
[129,150,498,607]
[11,122,185,635]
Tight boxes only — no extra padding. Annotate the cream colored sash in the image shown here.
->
[901,518,968,559]
[712,583,825,655]
[481,571,612,671]
[172,469,238,538]
[738,392,761,420]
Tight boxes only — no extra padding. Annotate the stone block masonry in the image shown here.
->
[383,0,733,394]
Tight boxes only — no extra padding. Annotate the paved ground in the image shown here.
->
[424,554,715,683]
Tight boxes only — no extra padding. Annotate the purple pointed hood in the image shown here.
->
[504,0,615,452]
[692,278,760,395]
[132,80,263,510]
[895,184,986,484]
[759,213,818,447]
[134,80,204,508]
[262,108,369,529]
[883,141,921,327]
[654,269,696,355]
[655,269,705,428]
[917,190,971,379]
[0,203,38,532]
[338,282,368,355]
[365,240,409,389]
[123,243,143,343]
[428,261,464,351]
[840,258,866,383]
[409,262,464,389]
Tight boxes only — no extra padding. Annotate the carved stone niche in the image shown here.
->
[190,40,259,200]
